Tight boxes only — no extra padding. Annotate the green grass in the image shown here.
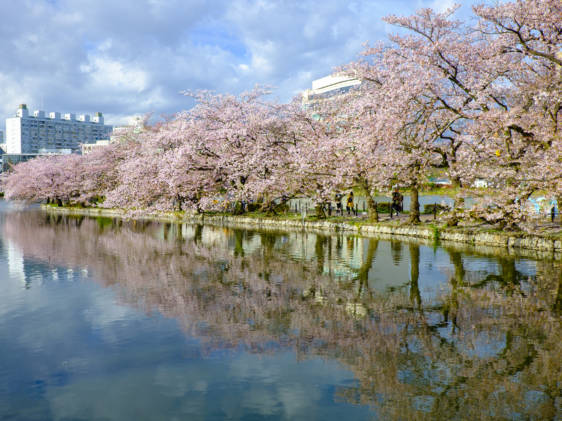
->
[428,224,441,243]
[419,186,461,197]
[40,203,562,241]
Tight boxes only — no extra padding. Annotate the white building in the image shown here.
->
[0,131,4,154]
[302,73,361,109]
[5,104,113,154]
[81,116,146,155]
[473,179,489,188]
[81,139,110,155]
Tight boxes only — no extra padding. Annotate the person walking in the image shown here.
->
[391,188,403,216]
[335,193,343,216]
[346,192,354,216]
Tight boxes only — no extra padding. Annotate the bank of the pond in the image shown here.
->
[41,204,562,254]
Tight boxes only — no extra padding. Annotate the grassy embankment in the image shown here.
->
[41,199,562,243]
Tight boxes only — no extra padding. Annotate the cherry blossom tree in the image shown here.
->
[310,78,394,221]
[282,98,352,218]
[345,5,504,224]
[2,0,560,229]
[4,155,83,205]
[177,89,298,213]
[460,0,562,226]
[341,0,560,227]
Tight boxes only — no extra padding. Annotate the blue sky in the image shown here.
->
[0,0,485,130]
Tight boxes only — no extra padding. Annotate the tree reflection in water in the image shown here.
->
[4,212,561,420]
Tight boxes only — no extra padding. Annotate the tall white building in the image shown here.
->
[302,73,361,109]
[5,104,113,154]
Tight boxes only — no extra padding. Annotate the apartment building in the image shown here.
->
[5,104,113,154]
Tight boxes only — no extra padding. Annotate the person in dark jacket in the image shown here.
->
[335,193,343,215]
[346,192,354,216]
[391,188,403,215]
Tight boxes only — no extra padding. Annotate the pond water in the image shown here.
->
[0,200,560,420]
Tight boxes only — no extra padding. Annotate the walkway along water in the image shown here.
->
[42,205,562,256]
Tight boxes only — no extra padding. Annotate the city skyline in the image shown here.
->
[0,0,483,132]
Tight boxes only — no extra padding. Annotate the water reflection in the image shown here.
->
[1,207,561,420]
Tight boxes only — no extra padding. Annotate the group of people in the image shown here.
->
[335,192,354,216]
[333,188,404,217]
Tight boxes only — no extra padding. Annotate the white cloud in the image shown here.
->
[0,0,484,131]
[429,0,458,12]
[81,56,148,93]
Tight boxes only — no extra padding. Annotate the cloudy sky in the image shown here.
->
[0,0,484,131]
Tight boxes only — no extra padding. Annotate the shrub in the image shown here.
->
[423,204,450,215]
[376,202,392,213]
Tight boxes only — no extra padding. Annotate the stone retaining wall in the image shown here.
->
[41,206,562,255]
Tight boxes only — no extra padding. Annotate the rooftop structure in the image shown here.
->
[302,74,361,109]
[5,104,113,154]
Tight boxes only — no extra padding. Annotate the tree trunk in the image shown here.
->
[260,197,289,216]
[193,224,203,244]
[174,194,182,212]
[446,250,465,330]
[409,243,422,309]
[360,178,378,222]
[314,235,327,274]
[232,201,245,215]
[409,187,421,224]
[446,179,463,227]
[357,239,379,299]
[366,194,379,222]
[555,263,561,313]
[447,196,464,227]
[315,202,326,219]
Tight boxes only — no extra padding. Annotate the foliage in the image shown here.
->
[375,202,392,214]
[1,0,560,229]
[423,203,451,215]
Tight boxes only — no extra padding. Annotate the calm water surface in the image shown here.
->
[0,200,560,420]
